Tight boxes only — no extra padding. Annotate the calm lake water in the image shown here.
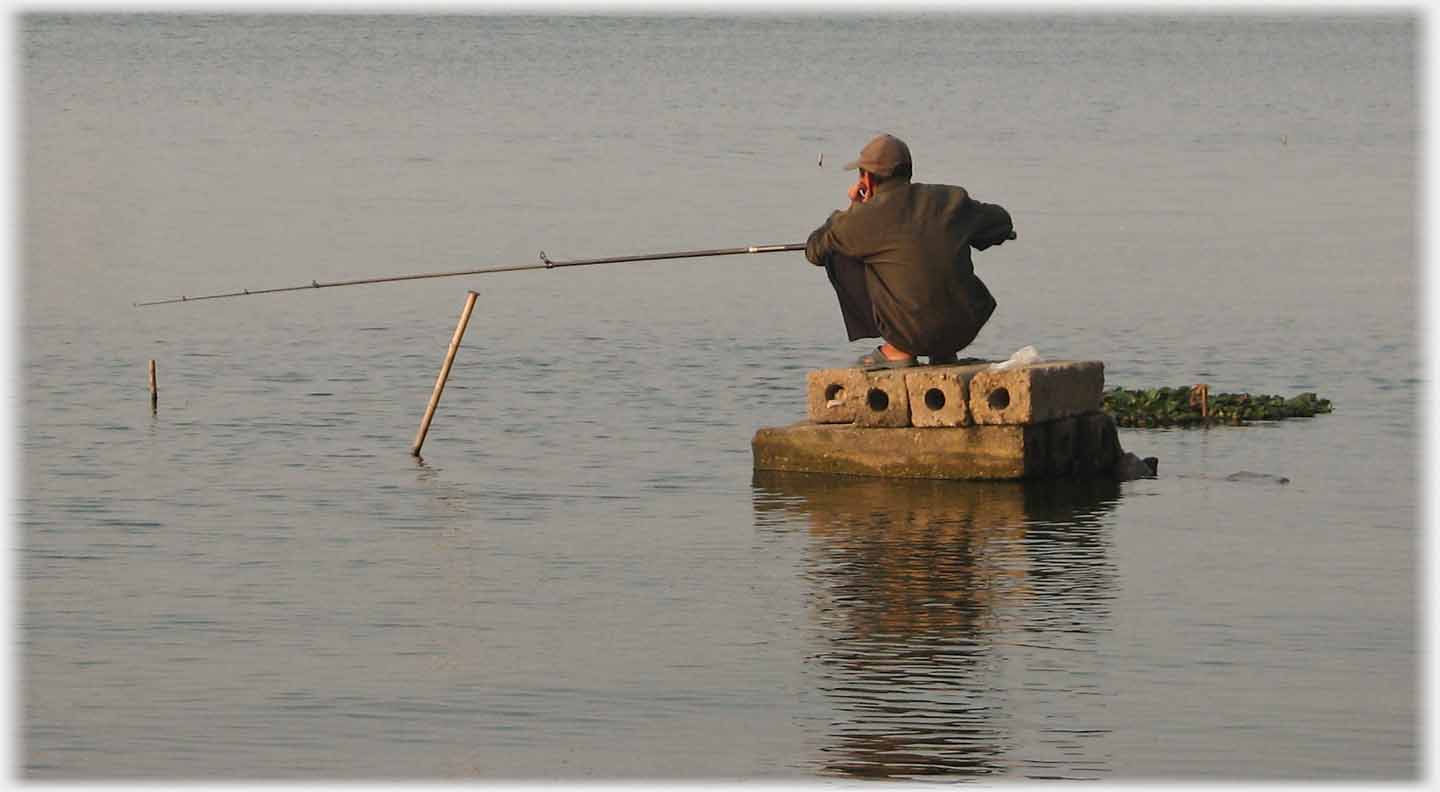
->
[20,13,1418,780]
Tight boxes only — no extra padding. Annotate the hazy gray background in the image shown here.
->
[21,14,1416,779]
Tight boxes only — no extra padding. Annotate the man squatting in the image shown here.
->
[805,134,1016,370]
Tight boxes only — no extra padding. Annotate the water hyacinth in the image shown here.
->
[1102,386,1333,428]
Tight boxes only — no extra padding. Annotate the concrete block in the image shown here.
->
[969,361,1105,425]
[852,370,911,428]
[1075,411,1121,476]
[903,363,989,427]
[1038,412,1120,477]
[1045,413,1078,475]
[806,368,868,424]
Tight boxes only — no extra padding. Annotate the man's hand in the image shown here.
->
[972,229,1017,251]
[847,173,875,204]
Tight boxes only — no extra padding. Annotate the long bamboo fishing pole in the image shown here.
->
[133,242,807,307]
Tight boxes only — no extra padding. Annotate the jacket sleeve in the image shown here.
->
[805,208,852,266]
[968,198,1014,251]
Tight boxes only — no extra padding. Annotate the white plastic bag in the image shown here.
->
[989,345,1041,371]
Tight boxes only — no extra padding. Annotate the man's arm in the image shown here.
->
[805,209,848,266]
[807,179,872,265]
[968,199,1015,251]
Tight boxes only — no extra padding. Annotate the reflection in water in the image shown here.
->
[753,472,1122,780]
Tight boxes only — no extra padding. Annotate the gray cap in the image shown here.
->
[844,134,912,177]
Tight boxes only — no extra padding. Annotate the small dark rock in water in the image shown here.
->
[1114,452,1158,481]
[1225,470,1290,485]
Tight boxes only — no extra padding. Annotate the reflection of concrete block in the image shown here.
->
[806,368,867,424]
[853,370,911,428]
[969,361,1104,425]
[904,363,988,427]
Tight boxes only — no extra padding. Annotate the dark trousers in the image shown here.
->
[824,254,970,359]
[824,254,881,342]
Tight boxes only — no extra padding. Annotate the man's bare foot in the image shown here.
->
[879,342,911,361]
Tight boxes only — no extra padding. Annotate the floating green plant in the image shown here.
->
[1102,385,1332,428]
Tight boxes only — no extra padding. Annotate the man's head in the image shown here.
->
[844,134,913,181]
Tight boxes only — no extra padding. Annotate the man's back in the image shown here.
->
[806,179,1013,356]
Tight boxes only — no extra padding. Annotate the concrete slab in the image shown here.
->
[969,360,1105,425]
[752,412,1120,481]
[754,421,1036,479]
[903,363,989,427]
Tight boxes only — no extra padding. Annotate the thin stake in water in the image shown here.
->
[411,291,479,458]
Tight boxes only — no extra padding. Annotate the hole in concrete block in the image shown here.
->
[824,383,845,402]
[987,387,1011,411]
[866,388,890,412]
[924,387,946,411]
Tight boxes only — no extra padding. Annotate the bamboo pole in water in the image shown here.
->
[148,360,158,412]
[411,291,479,458]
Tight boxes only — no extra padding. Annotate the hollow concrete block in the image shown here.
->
[853,370,911,428]
[806,368,868,424]
[903,363,989,427]
[969,361,1105,426]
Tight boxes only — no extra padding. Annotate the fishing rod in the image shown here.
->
[133,242,807,307]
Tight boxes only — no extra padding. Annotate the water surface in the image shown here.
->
[20,13,1417,779]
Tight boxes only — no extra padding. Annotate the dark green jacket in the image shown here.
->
[805,179,1013,355]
